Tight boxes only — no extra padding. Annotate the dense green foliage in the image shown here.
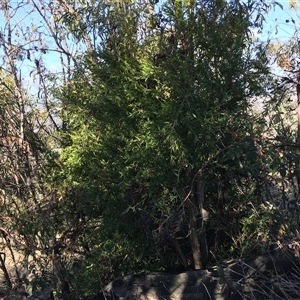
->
[1,0,300,299]
[53,0,296,296]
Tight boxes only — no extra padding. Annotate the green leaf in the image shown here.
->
[219,277,227,285]
[217,266,225,277]
[246,150,258,161]
[279,167,286,177]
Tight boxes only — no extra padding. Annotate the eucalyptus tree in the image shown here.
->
[251,1,300,237]
[0,0,81,297]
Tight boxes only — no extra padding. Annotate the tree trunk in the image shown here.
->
[296,74,300,198]
[171,236,188,270]
[187,194,202,270]
[196,180,208,262]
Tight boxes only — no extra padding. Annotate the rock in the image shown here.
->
[91,248,300,300]
[26,287,54,300]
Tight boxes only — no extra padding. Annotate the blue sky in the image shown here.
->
[259,1,300,42]
[0,1,83,100]
[0,0,300,94]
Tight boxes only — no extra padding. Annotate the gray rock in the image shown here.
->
[91,248,300,300]
[26,287,54,300]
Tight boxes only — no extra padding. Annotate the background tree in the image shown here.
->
[0,0,79,298]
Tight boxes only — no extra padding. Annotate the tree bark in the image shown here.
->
[196,180,208,261]
[171,236,188,270]
[187,196,202,270]
[296,74,300,198]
